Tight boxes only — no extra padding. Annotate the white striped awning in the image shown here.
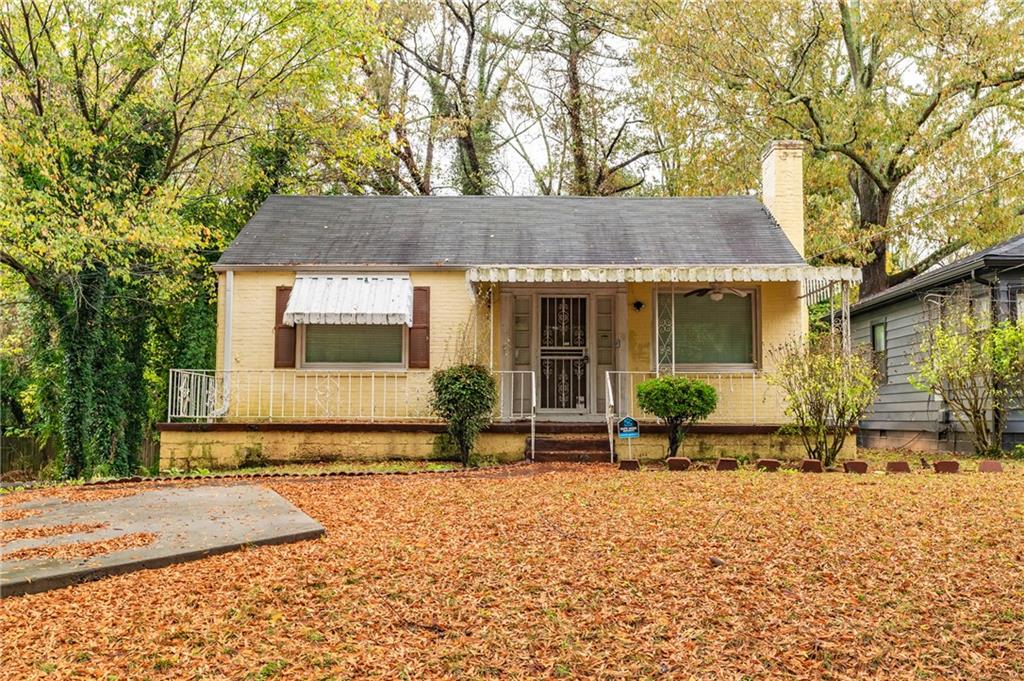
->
[283,275,414,326]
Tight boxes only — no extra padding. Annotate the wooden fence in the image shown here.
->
[0,436,160,480]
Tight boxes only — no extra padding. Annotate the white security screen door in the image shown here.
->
[539,296,588,411]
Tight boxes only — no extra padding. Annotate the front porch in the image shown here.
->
[161,365,816,469]
[165,367,781,427]
[162,265,859,468]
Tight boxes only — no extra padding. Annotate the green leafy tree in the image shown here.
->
[911,292,1024,455]
[429,364,497,467]
[0,274,62,446]
[635,0,1024,295]
[990,320,1024,404]
[635,376,717,459]
[0,0,382,478]
[767,341,878,466]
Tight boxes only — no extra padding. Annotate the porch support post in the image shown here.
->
[670,283,676,372]
[485,285,494,368]
[842,282,852,354]
[614,290,628,419]
[654,287,662,375]
[500,290,513,419]
[615,290,628,374]
[828,281,835,354]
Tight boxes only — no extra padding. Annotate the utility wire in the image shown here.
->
[809,168,1024,262]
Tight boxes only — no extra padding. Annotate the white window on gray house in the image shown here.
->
[871,322,887,382]
[304,325,404,366]
[656,289,756,368]
[1016,289,1024,321]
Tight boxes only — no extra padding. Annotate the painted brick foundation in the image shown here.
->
[158,425,525,470]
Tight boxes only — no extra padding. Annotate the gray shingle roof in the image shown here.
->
[217,195,805,268]
[851,232,1024,314]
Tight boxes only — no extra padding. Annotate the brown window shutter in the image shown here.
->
[408,287,430,368]
[274,286,296,368]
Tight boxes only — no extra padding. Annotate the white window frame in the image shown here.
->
[297,323,408,370]
[653,285,761,373]
[870,320,889,384]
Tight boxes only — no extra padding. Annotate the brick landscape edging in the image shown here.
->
[88,460,534,485]
[2,458,1012,494]
[1,460,535,493]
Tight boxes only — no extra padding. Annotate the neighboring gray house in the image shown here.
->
[851,234,1024,453]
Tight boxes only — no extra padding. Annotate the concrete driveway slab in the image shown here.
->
[1,484,324,597]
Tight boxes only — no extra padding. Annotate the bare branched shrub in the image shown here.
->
[767,340,878,466]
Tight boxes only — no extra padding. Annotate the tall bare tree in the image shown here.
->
[504,0,661,195]
[374,0,520,195]
[362,42,439,195]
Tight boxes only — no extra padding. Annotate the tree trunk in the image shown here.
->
[854,170,894,297]
[666,418,681,458]
[824,428,845,468]
[456,134,486,195]
[861,239,889,298]
[58,328,93,479]
[115,306,149,475]
[565,19,592,196]
[53,271,107,479]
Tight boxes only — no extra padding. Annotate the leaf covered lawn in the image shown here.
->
[2,465,1023,679]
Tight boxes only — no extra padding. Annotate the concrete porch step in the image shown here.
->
[532,450,612,463]
[527,431,613,463]
[531,436,609,451]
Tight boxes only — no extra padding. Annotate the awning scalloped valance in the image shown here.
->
[282,274,414,326]
[465,264,861,285]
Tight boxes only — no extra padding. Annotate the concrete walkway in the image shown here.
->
[1,484,324,597]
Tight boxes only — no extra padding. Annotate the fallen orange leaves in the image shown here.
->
[3,532,156,562]
[0,465,1022,679]
[1,485,144,508]
[0,522,107,545]
[0,508,39,522]
[50,487,145,503]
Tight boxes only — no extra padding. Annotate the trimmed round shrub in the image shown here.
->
[636,376,717,459]
[429,364,497,467]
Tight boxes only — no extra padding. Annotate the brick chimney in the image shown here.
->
[760,140,805,257]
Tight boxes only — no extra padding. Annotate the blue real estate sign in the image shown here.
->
[617,416,639,439]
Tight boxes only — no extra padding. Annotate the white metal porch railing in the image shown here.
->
[168,369,431,421]
[167,368,536,432]
[603,370,777,459]
[168,369,226,420]
[496,370,537,459]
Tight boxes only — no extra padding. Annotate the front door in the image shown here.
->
[539,296,589,412]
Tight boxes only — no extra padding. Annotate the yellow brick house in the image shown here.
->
[159,141,859,468]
